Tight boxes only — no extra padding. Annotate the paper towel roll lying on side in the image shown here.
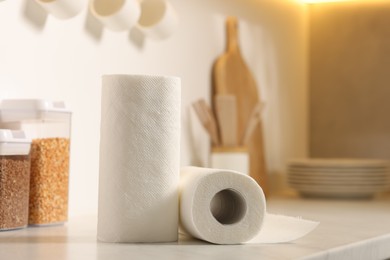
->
[180,167,319,245]
[98,74,181,243]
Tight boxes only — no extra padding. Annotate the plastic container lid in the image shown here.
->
[0,129,31,155]
[0,99,71,122]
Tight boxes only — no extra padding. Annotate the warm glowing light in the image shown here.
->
[301,0,382,3]
[303,0,352,2]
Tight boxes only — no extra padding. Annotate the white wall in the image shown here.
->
[0,0,307,216]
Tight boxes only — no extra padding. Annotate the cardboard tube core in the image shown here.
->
[210,189,247,225]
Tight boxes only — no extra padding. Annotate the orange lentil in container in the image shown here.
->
[0,155,31,230]
[28,138,70,225]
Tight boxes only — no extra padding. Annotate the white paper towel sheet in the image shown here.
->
[180,167,319,245]
[98,74,181,243]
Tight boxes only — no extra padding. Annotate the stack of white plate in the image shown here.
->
[287,159,390,198]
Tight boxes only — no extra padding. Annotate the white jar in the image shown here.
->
[210,146,249,175]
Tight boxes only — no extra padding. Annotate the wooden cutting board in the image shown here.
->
[212,16,268,195]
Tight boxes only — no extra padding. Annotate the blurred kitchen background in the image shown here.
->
[2,0,389,217]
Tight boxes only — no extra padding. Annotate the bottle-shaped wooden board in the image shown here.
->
[212,17,268,194]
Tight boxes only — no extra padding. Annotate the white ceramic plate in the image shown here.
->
[288,170,388,175]
[287,177,390,185]
[288,166,388,173]
[289,182,389,191]
[288,158,390,168]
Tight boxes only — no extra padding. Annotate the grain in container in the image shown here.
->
[0,100,71,226]
[0,129,31,231]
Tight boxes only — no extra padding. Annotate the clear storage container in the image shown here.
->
[0,100,71,226]
[0,129,31,231]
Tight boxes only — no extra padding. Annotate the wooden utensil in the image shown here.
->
[212,16,268,194]
[241,102,264,146]
[215,94,237,146]
[192,99,220,146]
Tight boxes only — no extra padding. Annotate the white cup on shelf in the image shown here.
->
[137,0,178,40]
[90,0,141,31]
[35,0,86,19]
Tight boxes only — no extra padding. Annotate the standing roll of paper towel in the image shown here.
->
[179,167,319,245]
[98,74,181,243]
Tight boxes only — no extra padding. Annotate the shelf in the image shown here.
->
[1,194,390,260]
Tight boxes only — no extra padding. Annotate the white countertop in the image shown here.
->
[1,194,390,260]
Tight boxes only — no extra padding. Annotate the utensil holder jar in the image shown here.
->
[210,146,249,175]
